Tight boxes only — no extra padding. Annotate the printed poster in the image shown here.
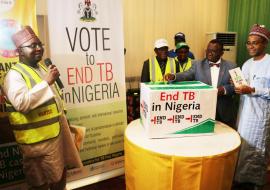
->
[47,0,127,181]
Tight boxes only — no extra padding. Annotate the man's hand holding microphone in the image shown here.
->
[45,64,60,86]
[44,58,64,89]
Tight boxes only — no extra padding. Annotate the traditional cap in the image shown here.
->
[175,42,189,51]
[154,38,169,48]
[174,32,186,40]
[12,26,39,48]
[249,24,270,42]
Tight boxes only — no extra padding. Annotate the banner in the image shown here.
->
[0,0,37,188]
[0,0,38,113]
[47,0,127,183]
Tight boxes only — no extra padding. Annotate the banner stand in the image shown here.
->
[66,168,124,189]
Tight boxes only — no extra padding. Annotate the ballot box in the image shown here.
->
[140,81,217,138]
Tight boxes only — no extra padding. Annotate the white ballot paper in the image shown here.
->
[229,67,248,87]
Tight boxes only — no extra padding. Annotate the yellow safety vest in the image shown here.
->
[6,63,61,145]
[176,57,192,73]
[149,57,176,82]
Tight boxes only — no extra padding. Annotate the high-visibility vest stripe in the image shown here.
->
[149,57,176,82]
[169,58,175,73]
[6,99,55,112]
[12,63,43,88]
[8,101,59,124]
[176,58,192,72]
[151,57,156,81]
[13,63,63,98]
[6,62,61,144]
[39,63,63,99]
[14,122,60,144]
[11,116,60,130]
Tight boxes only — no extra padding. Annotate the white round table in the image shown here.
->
[124,119,241,190]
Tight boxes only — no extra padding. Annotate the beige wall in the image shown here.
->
[36,0,229,84]
[123,0,229,80]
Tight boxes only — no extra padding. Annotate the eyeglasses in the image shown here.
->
[20,43,44,49]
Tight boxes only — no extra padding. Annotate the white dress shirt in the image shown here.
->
[210,59,221,88]
[3,66,55,113]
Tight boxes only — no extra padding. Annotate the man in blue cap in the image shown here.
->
[168,32,195,59]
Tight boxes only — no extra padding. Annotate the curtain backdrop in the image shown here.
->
[228,0,270,67]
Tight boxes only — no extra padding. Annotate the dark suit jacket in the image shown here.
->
[174,58,237,128]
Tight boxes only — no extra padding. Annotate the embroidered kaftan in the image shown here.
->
[235,54,270,185]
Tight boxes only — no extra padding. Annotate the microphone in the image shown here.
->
[44,58,64,89]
